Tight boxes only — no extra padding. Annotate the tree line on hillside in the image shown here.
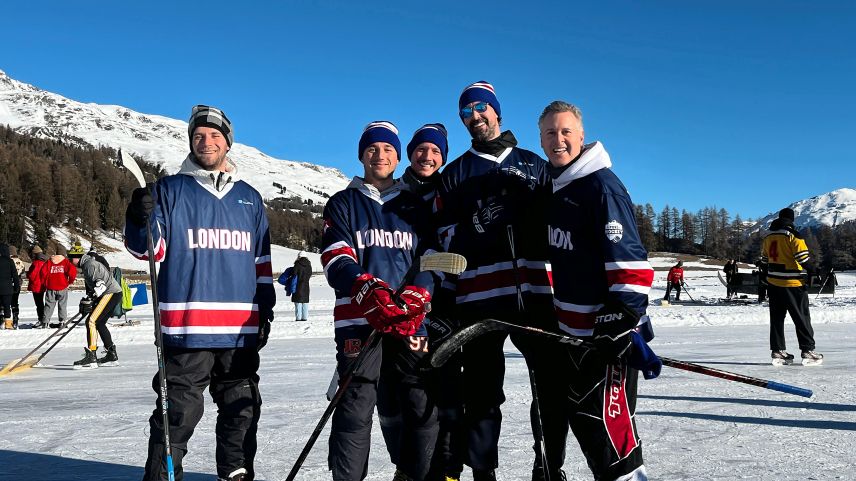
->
[634,203,856,271]
[0,125,324,257]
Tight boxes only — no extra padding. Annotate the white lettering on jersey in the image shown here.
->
[548,225,574,251]
[355,229,413,250]
[187,229,252,252]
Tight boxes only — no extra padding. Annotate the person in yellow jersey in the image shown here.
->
[761,208,823,366]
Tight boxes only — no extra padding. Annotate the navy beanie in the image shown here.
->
[358,121,401,160]
[406,123,448,165]
[459,80,501,119]
[188,105,233,149]
[778,207,795,222]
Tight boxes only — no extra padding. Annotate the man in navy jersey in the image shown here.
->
[538,100,660,481]
[126,105,275,481]
[321,121,438,481]
[433,81,564,481]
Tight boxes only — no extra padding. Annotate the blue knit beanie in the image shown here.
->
[358,121,401,160]
[406,123,448,165]
[459,81,501,119]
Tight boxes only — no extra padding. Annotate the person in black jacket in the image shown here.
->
[723,259,738,299]
[0,244,21,330]
[291,255,312,322]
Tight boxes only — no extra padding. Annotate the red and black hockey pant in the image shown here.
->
[143,347,261,481]
[329,324,438,481]
[768,284,816,351]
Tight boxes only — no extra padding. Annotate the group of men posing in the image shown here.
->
[127,82,660,481]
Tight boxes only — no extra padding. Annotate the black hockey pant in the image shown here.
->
[329,326,438,481]
[84,293,120,351]
[32,291,45,323]
[663,282,681,300]
[768,285,815,351]
[142,347,261,481]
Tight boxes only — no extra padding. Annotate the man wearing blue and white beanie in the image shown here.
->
[402,123,448,201]
[432,81,564,481]
[322,121,439,481]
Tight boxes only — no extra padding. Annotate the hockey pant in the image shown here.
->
[32,291,45,323]
[550,348,645,480]
[43,288,69,323]
[329,325,438,481]
[663,282,681,301]
[768,285,816,351]
[142,347,261,481]
[84,293,120,351]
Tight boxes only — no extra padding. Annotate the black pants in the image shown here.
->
[142,347,261,481]
[329,325,437,481]
[0,294,11,322]
[663,282,681,301]
[85,293,120,350]
[768,285,815,351]
[32,291,45,323]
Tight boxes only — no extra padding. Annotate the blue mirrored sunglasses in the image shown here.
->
[460,102,490,119]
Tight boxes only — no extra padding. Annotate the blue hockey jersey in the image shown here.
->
[435,137,554,325]
[547,142,654,339]
[124,155,276,349]
[321,177,435,332]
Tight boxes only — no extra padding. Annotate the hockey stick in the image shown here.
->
[660,357,813,398]
[120,148,175,481]
[431,320,813,398]
[679,281,698,303]
[0,312,84,376]
[285,252,466,481]
[814,268,834,300]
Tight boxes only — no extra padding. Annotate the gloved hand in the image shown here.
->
[126,187,155,226]
[472,197,508,234]
[386,287,431,338]
[93,281,107,298]
[628,331,662,380]
[79,297,94,315]
[257,310,273,350]
[592,299,640,361]
[351,273,406,332]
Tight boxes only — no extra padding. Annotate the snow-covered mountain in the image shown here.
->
[754,188,856,230]
[0,69,348,204]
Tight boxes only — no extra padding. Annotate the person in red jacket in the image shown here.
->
[27,245,49,327]
[38,247,78,328]
[663,261,684,302]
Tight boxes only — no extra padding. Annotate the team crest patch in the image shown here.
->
[605,220,624,244]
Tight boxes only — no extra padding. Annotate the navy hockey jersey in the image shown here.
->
[547,142,654,338]
[124,156,276,349]
[435,138,554,325]
[321,177,435,331]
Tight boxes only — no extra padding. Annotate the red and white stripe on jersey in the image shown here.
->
[605,261,653,294]
[255,255,273,284]
[554,298,600,336]
[454,259,552,304]
[602,362,639,460]
[321,241,358,274]
[333,297,369,329]
[159,301,259,335]
[125,223,166,262]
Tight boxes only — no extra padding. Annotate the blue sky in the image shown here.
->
[3,1,854,219]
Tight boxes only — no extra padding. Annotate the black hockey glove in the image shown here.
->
[126,187,155,227]
[472,197,510,234]
[79,297,94,315]
[592,299,640,362]
[257,310,273,351]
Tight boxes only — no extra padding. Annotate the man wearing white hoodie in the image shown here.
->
[537,101,661,481]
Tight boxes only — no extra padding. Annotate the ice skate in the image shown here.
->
[72,348,99,369]
[217,467,248,481]
[801,350,824,366]
[771,350,794,366]
[97,345,119,367]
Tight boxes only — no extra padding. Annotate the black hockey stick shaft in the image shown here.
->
[679,280,697,303]
[814,267,834,300]
[660,357,813,398]
[6,312,84,372]
[285,255,431,481]
[29,313,88,366]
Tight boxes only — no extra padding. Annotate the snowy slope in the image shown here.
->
[0,69,348,204]
[753,187,856,230]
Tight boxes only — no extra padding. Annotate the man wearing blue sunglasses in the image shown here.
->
[432,81,565,481]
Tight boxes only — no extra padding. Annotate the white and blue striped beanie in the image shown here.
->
[459,81,501,119]
[358,121,401,160]
[406,123,448,165]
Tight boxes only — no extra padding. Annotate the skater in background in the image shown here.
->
[754,257,768,303]
[762,208,823,365]
[291,254,312,322]
[7,246,27,329]
[723,259,738,299]
[39,245,78,328]
[663,261,684,302]
[126,105,275,481]
[0,244,20,330]
[27,245,48,327]
[68,249,121,368]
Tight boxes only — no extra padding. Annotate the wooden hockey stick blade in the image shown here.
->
[419,252,466,275]
[119,148,147,188]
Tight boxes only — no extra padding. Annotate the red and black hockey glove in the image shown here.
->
[387,286,431,338]
[352,274,407,332]
[592,298,640,361]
